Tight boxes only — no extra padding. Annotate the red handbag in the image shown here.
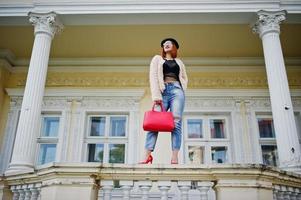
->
[143,102,175,132]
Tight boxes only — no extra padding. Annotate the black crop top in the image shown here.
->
[163,59,180,81]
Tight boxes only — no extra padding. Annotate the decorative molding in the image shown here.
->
[28,12,63,38]
[81,98,140,110]
[189,75,269,88]
[5,88,145,110]
[185,98,236,110]
[5,72,301,88]
[41,97,69,108]
[252,10,287,38]
[184,90,301,111]
[249,97,272,109]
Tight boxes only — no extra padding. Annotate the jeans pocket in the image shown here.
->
[174,83,183,90]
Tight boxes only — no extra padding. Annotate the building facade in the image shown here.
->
[0,0,301,199]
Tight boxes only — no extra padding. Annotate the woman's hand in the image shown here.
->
[154,100,162,104]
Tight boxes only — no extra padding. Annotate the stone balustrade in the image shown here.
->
[1,163,301,200]
[98,180,214,200]
[10,183,41,200]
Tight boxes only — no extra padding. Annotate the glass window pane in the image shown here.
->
[211,146,227,164]
[109,144,125,163]
[188,146,204,164]
[257,118,275,138]
[294,113,301,141]
[42,117,60,137]
[38,144,56,165]
[210,119,226,139]
[187,119,203,138]
[88,144,104,162]
[261,145,278,166]
[90,117,105,136]
[110,117,126,137]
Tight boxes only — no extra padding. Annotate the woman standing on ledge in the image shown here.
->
[139,38,188,164]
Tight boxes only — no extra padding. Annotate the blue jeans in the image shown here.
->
[145,81,185,151]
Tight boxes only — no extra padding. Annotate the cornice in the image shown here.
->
[1,50,301,73]
[0,1,301,26]
[3,163,301,187]
[0,1,283,17]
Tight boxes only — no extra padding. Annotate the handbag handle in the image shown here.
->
[152,102,166,112]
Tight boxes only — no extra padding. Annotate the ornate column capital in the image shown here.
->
[28,11,64,38]
[252,10,286,38]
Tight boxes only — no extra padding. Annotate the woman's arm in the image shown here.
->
[149,55,163,101]
[180,59,188,89]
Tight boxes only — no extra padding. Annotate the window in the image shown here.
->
[187,119,203,138]
[261,145,278,166]
[86,114,128,164]
[256,115,279,167]
[210,119,226,139]
[37,115,60,165]
[184,115,230,164]
[188,146,204,164]
[211,146,227,164]
[295,112,301,144]
[257,118,275,138]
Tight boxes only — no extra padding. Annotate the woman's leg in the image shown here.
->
[169,86,185,163]
[142,97,170,160]
[144,131,158,152]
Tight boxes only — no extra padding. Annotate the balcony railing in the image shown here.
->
[1,163,301,200]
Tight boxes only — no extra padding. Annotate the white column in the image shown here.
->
[252,10,301,172]
[5,12,63,175]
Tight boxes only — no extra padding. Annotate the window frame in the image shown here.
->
[294,111,301,145]
[84,113,129,164]
[255,114,278,166]
[35,113,62,166]
[183,114,231,164]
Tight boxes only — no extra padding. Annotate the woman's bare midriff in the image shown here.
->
[164,76,178,83]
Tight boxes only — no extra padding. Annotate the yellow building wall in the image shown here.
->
[2,69,301,163]
[0,67,11,152]
[5,71,301,89]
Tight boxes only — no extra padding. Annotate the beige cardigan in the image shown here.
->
[149,55,188,101]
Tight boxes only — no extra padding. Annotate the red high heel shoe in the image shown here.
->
[139,155,153,164]
[171,160,178,164]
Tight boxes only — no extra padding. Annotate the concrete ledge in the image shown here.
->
[1,163,301,200]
